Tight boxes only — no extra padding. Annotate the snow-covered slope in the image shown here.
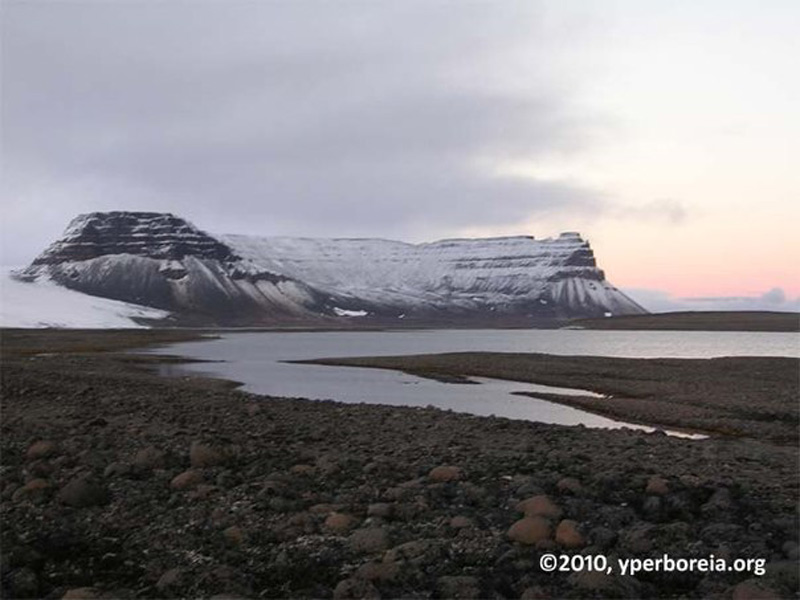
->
[223,233,645,317]
[0,269,169,328]
[18,212,647,325]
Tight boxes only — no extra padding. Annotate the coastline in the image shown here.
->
[300,352,799,445]
[1,329,798,598]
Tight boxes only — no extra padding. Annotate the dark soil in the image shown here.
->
[570,311,799,332]
[1,330,798,599]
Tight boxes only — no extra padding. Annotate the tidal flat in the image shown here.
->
[301,352,799,444]
[0,329,797,599]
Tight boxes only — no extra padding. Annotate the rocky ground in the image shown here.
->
[1,331,798,599]
[570,311,799,332]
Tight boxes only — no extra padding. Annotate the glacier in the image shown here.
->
[1,268,169,328]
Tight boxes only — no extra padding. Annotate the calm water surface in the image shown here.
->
[149,329,798,437]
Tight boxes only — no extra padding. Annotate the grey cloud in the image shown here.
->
[2,1,600,265]
[625,287,800,313]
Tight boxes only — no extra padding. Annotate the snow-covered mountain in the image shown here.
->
[14,211,646,326]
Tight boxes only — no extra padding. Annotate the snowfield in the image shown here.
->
[0,269,169,328]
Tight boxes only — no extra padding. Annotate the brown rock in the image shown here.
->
[349,527,390,554]
[516,495,563,519]
[27,440,57,460]
[507,516,552,545]
[132,446,165,470]
[384,539,440,563]
[290,464,315,475]
[449,515,475,529]
[13,478,51,504]
[428,465,463,483]
[189,441,227,468]
[367,503,393,518]
[58,475,109,507]
[103,462,132,478]
[170,469,203,491]
[555,519,585,548]
[556,477,583,495]
[569,571,618,593]
[223,525,245,546]
[324,512,358,533]
[731,580,781,600]
[645,475,669,496]
[189,484,219,500]
[333,577,380,600]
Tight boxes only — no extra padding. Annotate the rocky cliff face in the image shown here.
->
[18,212,646,325]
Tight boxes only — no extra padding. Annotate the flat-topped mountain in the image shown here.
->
[17,211,646,326]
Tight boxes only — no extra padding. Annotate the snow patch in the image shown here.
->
[0,268,169,328]
[333,307,368,317]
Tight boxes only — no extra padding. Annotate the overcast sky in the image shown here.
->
[2,0,798,310]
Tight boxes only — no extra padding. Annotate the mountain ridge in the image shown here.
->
[17,211,647,326]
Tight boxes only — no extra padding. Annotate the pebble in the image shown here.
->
[620,524,653,553]
[132,446,165,471]
[57,475,109,507]
[349,527,390,554]
[26,440,58,460]
[642,496,662,519]
[449,515,475,529]
[507,516,552,545]
[367,503,393,519]
[12,478,50,504]
[290,464,315,475]
[569,571,621,594]
[645,475,669,496]
[428,465,463,482]
[703,487,733,513]
[555,519,584,548]
[782,540,799,560]
[223,525,245,546]
[103,462,132,478]
[384,539,439,564]
[556,477,583,495]
[324,512,358,533]
[170,469,203,491]
[190,441,227,468]
[333,577,380,600]
[516,495,563,519]
[731,580,781,600]
[589,526,617,549]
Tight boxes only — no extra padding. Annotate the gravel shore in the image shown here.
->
[1,331,798,599]
[302,352,799,444]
